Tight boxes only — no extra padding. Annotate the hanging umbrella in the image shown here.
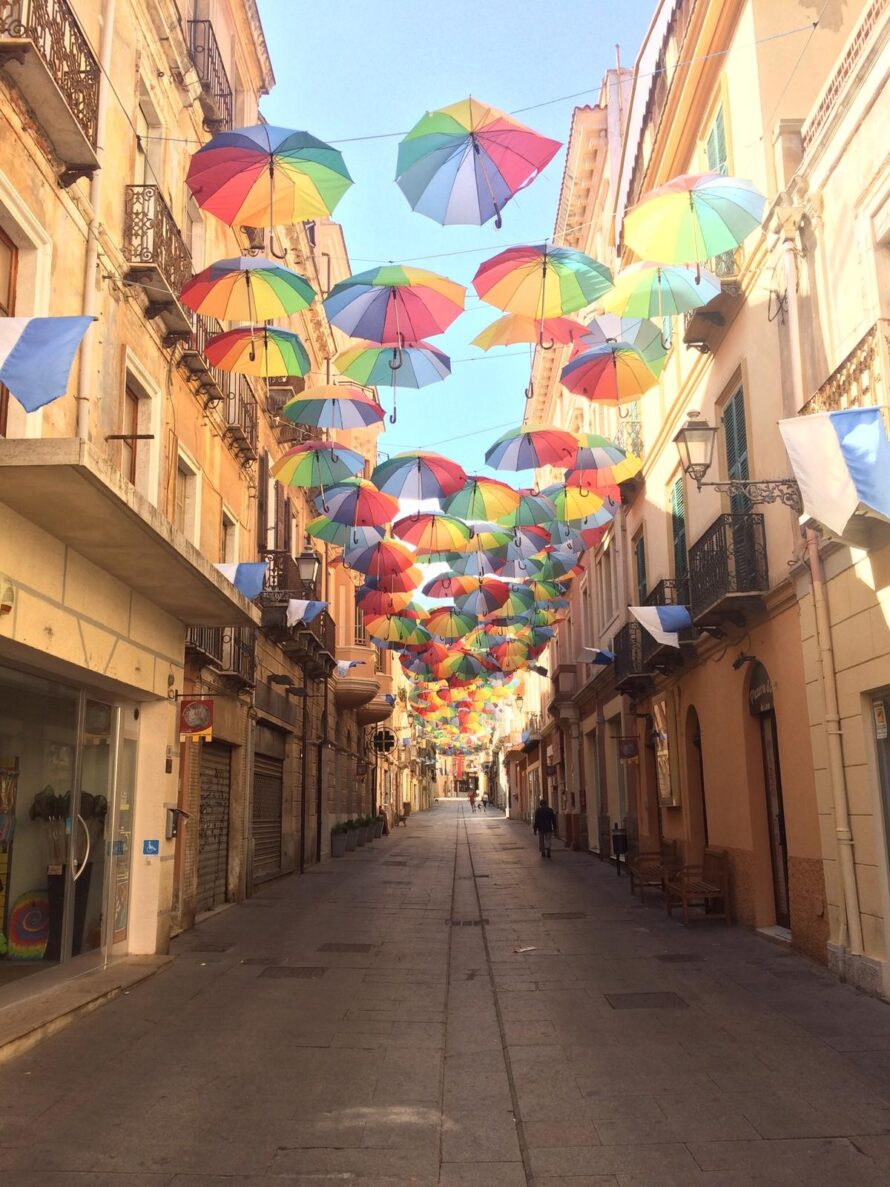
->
[484,424,578,471]
[204,325,311,376]
[484,584,535,617]
[623,172,766,266]
[453,578,510,617]
[362,566,423,594]
[473,244,612,331]
[421,573,477,599]
[444,475,520,521]
[307,517,383,550]
[542,481,613,524]
[601,262,719,320]
[186,124,352,231]
[365,614,432,645]
[560,343,658,404]
[396,97,561,229]
[334,339,451,424]
[180,257,315,321]
[450,549,508,578]
[501,525,550,562]
[314,478,398,525]
[495,490,558,529]
[521,579,567,600]
[372,451,467,501]
[564,473,621,506]
[356,586,414,615]
[572,313,668,376]
[426,605,479,640]
[393,513,471,555]
[570,432,641,480]
[271,441,365,488]
[472,313,587,351]
[344,537,416,579]
[324,266,466,342]
[281,386,385,430]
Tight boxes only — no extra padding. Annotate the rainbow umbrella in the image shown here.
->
[623,172,765,265]
[542,481,615,524]
[372,451,467,501]
[444,475,520,521]
[487,585,535,617]
[363,566,424,593]
[393,513,471,555]
[324,266,465,342]
[450,549,507,578]
[365,614,432,645]
[180,257,315,322]
[560,343,658,404]
[573,314,668,376]
[453,578,510,617]
[473,244,612,321]
[271,441,365,488]
[204,325,311,377]
[356,586,414,615]
[467,522,514,552]
[484,424,578,471]
[334,339,451,424]
[502,526,550,562]
[314,478,398,526]
[427,606,478,640]
[565,472,621,504]
[307,517,383,550]
[282,386,385,430]
[186,124,352,228]
[421,573,477,599]
[521,579,567,600]
[344,537,416,578]
[472,313,587,351]
[496,491,558,529]
[570,433,641,481]
[601,262,719,319]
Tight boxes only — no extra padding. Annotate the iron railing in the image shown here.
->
[191,314,229,405]
[185,625,224,665]
[614,418,644,458]
[123,184,192,295]
[187,19,233,131]
[224,376,258,459]
[0,0,100,146]
[641,577,692,664]
[688,513,768,620]
[613,621,646,683]
[185,625,255,685]
[799,320,888,416]
[259,550,336,655]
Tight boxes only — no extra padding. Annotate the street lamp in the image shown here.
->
[673,411,802,510]
[297,538,321,592]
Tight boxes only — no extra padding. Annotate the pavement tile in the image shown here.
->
[437,1163,526,1186]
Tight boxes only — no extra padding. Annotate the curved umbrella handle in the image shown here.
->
[389,346,404,372]
[524,382,534,402]
[493,202,502,231]
[269,229,288,261]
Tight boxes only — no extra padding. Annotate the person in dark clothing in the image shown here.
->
[533,798,557,858]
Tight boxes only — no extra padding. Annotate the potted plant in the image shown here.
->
[355,816,367,847]
[331,821,348,858]
[345,819,359,852]
[373,813,385,839]
[362,814,374,843]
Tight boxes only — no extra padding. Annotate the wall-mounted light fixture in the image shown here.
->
[673,411,802,511]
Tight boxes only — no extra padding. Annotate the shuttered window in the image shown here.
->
[257,451,269,551]
[706,106,729,175]
[671,479,688,579]
[633,532,647,604]
[723,387,750,513]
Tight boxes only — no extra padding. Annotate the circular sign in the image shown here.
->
[182,701,212,731]
[373,728,396,754]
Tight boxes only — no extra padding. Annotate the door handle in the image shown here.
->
[72,813,90,881]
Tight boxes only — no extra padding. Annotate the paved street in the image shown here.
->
[2,801,890,1185]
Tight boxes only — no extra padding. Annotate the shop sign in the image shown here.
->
[874,700,888,741]
[179,698,213,742]
[748,663,774,716]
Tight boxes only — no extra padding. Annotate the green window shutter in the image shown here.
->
[706,106,728,175]
[634,534,647,604]
[723,388,750,513]
[671,479,688,579]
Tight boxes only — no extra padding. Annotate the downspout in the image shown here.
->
[782,215,862,956]
[315,676,328,863]
[77,0,116,441]
[299,673,309,873]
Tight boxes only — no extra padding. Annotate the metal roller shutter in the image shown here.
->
[196,741,231,914]
[253,753,283,881]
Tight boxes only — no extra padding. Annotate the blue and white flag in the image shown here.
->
[629,604,693,648]
[0,316,94,412]
[285,599,327,628]
[779,407,890,537]
[578,647,615,665]
[335,659,367,677]
[215,562,267,599]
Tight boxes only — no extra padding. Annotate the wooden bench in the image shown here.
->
[628,840,680,902]
[665,847,731,926]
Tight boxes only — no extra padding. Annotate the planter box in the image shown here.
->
[345,829,358,852]
[356,827,366,847]
[363,824,374,843]
[373,819,385,838]
[331,831,347,858]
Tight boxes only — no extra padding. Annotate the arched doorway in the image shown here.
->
[684,706,709,861]
[748,662,790,929]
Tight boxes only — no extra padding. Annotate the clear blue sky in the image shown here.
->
[258,0,650,477]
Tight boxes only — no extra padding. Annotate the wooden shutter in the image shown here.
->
[671,479,688,579]
[634,533,647,603]
[723,388,750,513]
[706,107,728,175]
[257,451,269,552]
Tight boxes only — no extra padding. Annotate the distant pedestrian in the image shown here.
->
[469,791,477,812]
[533,797,557,858]
[481,794,489,811]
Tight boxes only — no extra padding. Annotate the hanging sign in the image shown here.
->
[874,700,888,741]
[747,663,774,716]
[179,698,213,742]
[618,737,639,763]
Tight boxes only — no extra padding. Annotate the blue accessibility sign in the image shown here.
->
[142,839,160,856]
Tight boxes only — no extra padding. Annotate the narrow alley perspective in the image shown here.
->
[3,800,890,1187]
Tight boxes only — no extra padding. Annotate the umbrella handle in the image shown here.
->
[389,346,404,371]
[493,202,502,231]
[538,331,555,351]
[269,232,288,261]
[525,381,534,401]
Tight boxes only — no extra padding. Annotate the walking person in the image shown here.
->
[481,793,488,811]
[533,797,557,858]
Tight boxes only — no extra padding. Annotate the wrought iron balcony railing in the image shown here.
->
[613,621,646,686]
[641,577,693,664]
[187,19,233,131]
[185,625,224,666]
[799,320,888,416]
[180,313,229,405]
[259,550,336,658]
[614,418,644,458]
[123,185,192,327]
[688,513,768,621]
[224,376,258,461]
[0,0,100,153]
[185,625,255,685]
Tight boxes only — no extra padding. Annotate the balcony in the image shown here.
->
[613,621,649,693]
[185,625,224,666]
[267,380,314,447]
[357,669,394,725]
[123,184,193,335]
[682,248,745,355]
[258,550,336,677]
[224,377,259,463]
[641,577,696,669]
[799,320,888,416]
[180,315,229,408]
[688,513,768,623]
[187,19,233,132]
[0,0,100,185]
[333,643,380,710]
[185,625,255,687]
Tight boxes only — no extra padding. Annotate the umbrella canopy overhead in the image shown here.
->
[484,424,578,471]
[602,262,720,319]
[281,386,386,430]
[364,613,431,645]
[344,537,417,581]
[315,478,399,526]
[324,265,466,342]
[271,441,365,488]
[306,516,384,550]
[396,98,560,228]
[186,124,353,226]
[569,432,641,479]
[573,313,668,376]
[180,257,315,322]
[472,313,587,351]
[444,475,521,521]
[560,342,659,404]
[473,244,612,318]
[204,325,311,378]
[372,451,467,501]
[393,512,472,554]
[334,339,451,388]
[426,605,479,640]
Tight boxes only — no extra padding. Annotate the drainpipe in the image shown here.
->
[315,676,328,863]
[299,673,309,873]
[76,0,116,441]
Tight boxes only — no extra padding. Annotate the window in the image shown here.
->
[706,105,729,175]
[120,385,140,484]
[354,601,366,646]
[597,542,617,632]
[670,478,688,579]
[722,386,750,513]
[174,453,199,543]
[220,507,238,563]
[0,227,16,437]
[633,531,647,604]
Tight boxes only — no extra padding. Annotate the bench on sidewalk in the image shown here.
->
[665,847,732,926]
[627,839,680,902]
[394,811,408,827]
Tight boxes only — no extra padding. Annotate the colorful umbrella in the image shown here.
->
[365,614,431,645]
[282,386,385,430]
[324,266,466,342]
[344,537,416,578]
[560,343,658,404]
[444,475,521,521]
[306,517,383,550]
[623,172,765,266]
[484,424,578,471]
[334,339,450,388]
[393,513,471,555]
[453,578,510,617]
[186,124,352,228]
[601,263,719,320]
[496,490,558,529]
[372,451,467,501]
[564,472,621,504]
[421,573,478,599]
[356,586,414,615]
[314,478,398,526]
[541,481,614,524]
[180,257,315,322]
[426,605,479,640]
[396,98,561,228]
[450,549,508,578]
[569,433,641,480]
[204,325,311,377]
[472,313,587,351]
[363,566,423,593]
[473,244,612,322]
[271,441,365,488]
[573,313,668,376]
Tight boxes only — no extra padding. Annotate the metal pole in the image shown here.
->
[315,677,328,864]
[299,675,309,874]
